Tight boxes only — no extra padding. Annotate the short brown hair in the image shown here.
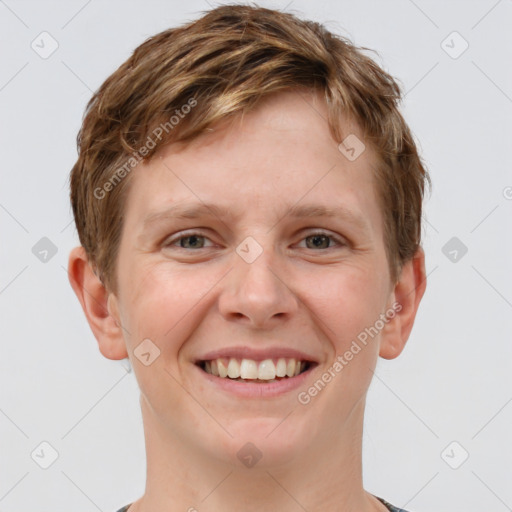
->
[69,4,430,294]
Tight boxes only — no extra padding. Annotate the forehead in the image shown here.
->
[122,90,383,236]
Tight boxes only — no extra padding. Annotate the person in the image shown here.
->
[67,4,429,511]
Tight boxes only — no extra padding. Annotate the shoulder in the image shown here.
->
[115,505,132,512]
[116,498,411,512]
[374,495,412,512]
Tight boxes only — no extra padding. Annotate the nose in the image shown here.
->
[217,241,299,328]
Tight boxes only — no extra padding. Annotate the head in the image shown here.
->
[68,4,429,470]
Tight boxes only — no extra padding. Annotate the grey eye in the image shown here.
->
[305,234,332,249]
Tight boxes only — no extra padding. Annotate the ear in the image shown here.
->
[67,246,128,360]
[379,247,427,359]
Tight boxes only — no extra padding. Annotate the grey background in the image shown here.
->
[1,0,511,511]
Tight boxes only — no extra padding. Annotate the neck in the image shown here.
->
[130,394,386,512]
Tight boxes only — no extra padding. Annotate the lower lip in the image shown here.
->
[194,364,316,398]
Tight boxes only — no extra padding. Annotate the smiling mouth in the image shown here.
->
[197,357,315,383]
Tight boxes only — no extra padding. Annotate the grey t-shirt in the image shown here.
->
[115,495,410,511]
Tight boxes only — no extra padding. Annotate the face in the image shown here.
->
[102,90,409,468]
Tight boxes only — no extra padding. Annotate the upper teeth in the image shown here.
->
[204,358,306,380]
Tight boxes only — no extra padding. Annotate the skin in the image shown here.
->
[69,90,426,512]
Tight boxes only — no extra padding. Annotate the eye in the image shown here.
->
[298,231,345,250]
[164,232,214,249]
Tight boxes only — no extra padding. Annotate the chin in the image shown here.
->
[214,416,308,469]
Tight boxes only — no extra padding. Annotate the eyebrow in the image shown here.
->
[141,202,369,232]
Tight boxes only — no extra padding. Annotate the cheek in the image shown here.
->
[292,266,388,422]
[307,263,388,353]
[120,267,208,414]
[121,264,214,356]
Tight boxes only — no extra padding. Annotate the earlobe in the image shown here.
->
[67,246,128,360]
[379,247,427,360]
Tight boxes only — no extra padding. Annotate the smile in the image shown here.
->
[199,357,312,382]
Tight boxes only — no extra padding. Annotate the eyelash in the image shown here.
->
[163,230,346,250]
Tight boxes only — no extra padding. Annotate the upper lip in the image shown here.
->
[196,346,319,363]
